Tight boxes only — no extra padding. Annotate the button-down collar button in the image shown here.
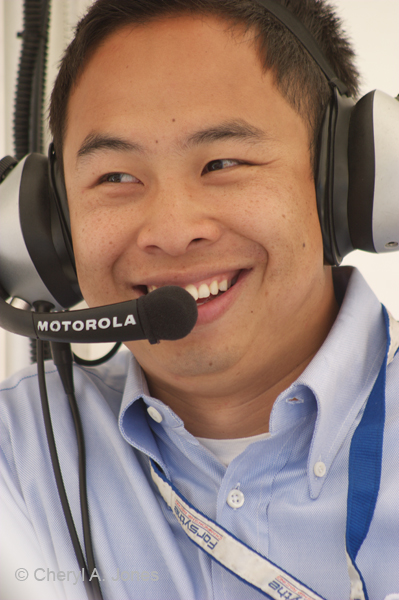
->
[314,461,326,477]
[227,489,245,509]
[147,406,163,423]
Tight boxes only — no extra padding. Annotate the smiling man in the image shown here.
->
[62,13,339,441]
[1,1,398,599]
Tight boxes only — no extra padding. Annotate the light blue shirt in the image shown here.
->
[1,267,398,600]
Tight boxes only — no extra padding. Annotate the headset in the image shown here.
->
[1,2,399,322]
[0,1,398,599]
[0,2,398,324]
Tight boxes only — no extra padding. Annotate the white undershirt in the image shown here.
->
[196,432,271,467]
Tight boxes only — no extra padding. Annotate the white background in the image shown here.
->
[0,0,398,381]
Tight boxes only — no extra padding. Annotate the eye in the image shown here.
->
[101,172,140,184]
[202,159,241,174]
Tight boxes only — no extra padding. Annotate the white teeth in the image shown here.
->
[209,280,219,295]
[148,277,234,299]
[198,283,210,299]
[185,284,199,301]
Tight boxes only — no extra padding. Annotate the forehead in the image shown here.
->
[63,14,308,164]
[66,16,269,127]
[80,14,261,78]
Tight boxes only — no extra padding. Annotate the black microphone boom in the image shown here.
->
[0,286,198,345]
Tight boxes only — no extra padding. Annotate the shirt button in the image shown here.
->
[227,489,245,509]
[147,406,163,423]
[314,461,326,477]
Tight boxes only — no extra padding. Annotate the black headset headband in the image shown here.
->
[254,0,348,94]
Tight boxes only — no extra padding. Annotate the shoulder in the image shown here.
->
[0,350,132,456]
[0,349,131,402]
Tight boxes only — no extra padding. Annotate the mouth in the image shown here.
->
[134,272,241,307]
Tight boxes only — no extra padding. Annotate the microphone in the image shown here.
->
[0,286,198,345]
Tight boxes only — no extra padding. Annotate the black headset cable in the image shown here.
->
[35,301,103,600]
[73,342,121,367]
[50,340,103,600]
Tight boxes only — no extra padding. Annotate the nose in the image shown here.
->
[136,185,222,256]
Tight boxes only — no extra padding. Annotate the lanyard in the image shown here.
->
[345,307,398,600]
[150,306,399,600]
[150,457,326,600]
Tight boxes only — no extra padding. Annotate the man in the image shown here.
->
[1,1,398,599]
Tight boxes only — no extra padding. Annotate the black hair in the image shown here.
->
[49,0,359,171]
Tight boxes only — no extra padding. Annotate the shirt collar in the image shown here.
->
[270,266,387,498]
[118,354,187,476]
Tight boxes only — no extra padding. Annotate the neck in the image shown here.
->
[146,350,318,438]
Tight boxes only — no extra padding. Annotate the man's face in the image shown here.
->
[63,16,335,392]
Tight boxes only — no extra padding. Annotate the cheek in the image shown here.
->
[69,205,127,305]
[224,172,321,263]
[70,196,128,265]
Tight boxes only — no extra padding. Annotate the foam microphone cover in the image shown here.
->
[137,286,198,344]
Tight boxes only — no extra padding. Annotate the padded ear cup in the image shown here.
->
[48,143,72,243]
[316,95,342,265]
[0,151,82,309]
[316,88,356,266]
[348,90,399,254]
[26,151,81,308]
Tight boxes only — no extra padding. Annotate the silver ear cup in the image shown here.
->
[0,153,81,309]
[348,90,399,254]
[369,91,399,252]
[0,157,58,307]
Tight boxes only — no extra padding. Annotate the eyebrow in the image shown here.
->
[76,133,145,161]
[76,119,268,163]
[183,119,267,149]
